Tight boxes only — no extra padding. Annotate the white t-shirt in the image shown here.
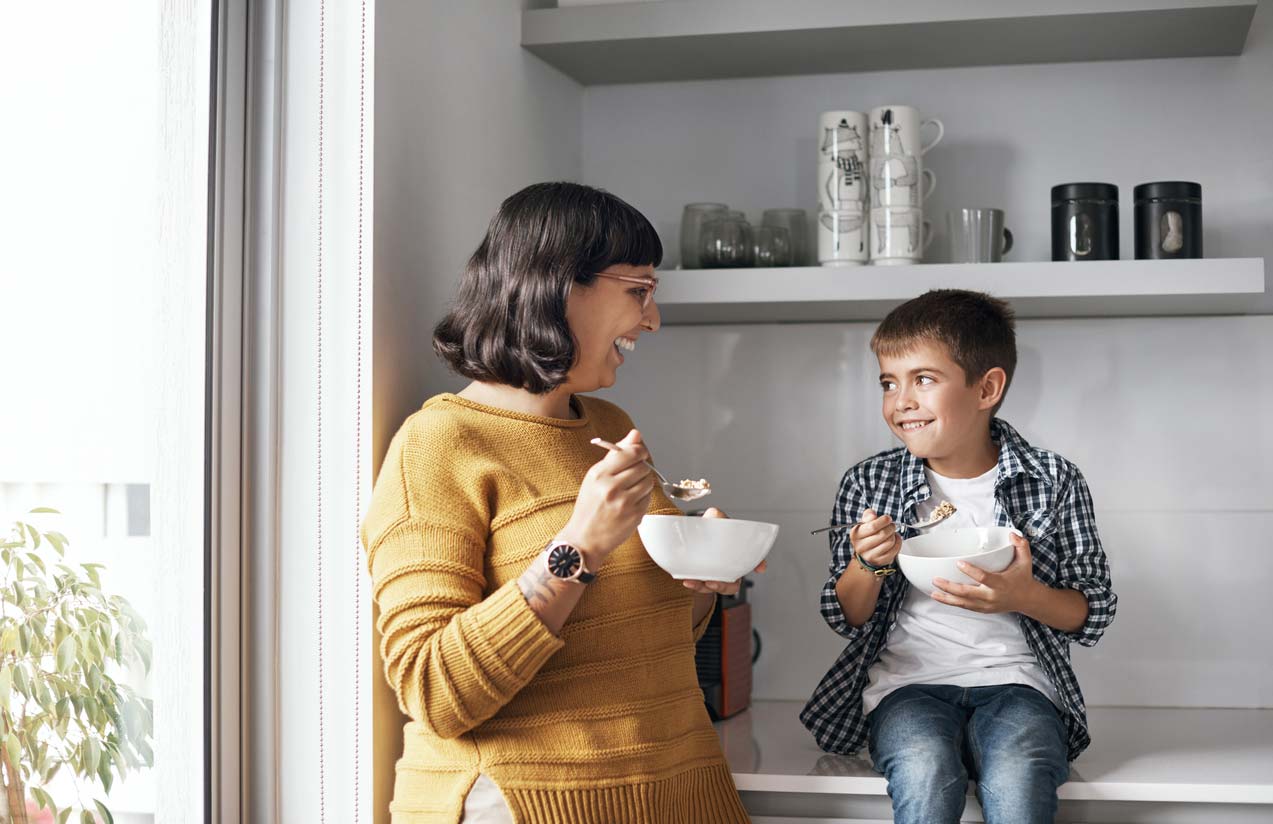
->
[861,464,1061,715]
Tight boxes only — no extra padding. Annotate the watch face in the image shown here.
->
[547,544,581,579]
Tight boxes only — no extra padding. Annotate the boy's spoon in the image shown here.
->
[810,501,957,535]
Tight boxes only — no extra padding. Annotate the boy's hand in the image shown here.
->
[931,532,1039,613]
[681,507,767,595]
[850,508,901,568]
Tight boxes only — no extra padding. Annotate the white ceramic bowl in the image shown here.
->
[637,514,779,582]
[897,526,1017,596]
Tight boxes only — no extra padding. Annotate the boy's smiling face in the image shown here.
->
[877,338,1005,476]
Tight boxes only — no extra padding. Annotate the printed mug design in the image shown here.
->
[820,120,864,161]
[870,109,904,156]
[824,160,865,207]
[821,119,866,207]
[871,155,920,193]
[820,211,865,255]
[874,209,924,255]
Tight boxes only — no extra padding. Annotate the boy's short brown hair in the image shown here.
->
[871,289,1017,413]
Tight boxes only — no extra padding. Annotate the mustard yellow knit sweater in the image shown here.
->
[362,393,749,824]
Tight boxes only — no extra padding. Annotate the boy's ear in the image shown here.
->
[978,367,1008,411]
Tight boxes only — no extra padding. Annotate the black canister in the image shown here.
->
[1134,181,1202,259]
[1051,182,1119,261]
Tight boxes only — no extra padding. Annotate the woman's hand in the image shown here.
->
[680,507,768,596]
[557,429,655,563]
[850,508,901,568]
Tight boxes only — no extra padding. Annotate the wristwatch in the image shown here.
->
[544,541,596,584]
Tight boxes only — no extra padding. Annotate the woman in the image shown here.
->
[363,182,758,823]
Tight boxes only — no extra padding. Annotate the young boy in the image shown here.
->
[801,289,1117,824]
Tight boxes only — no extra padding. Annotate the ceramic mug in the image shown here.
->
[869,105,944,158]
[947,208,1014,263]
[869,156,937,207]
[818,159,868,211]
[870,206,934,265]
[818,204,869,266]
[818,111,868,209]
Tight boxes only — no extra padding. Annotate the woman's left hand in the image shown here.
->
[680,507,768,596]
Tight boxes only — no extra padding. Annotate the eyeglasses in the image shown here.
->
[593,271,659,309]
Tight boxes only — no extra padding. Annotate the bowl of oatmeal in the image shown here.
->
[637,514,778,582]
[897,526,1017,596]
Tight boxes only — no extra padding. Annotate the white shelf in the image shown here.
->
[523,0,1256,85]
[652,258,1266,324]
[718,700,1273,806]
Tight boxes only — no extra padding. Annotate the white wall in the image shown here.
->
[372,2,582,820]
[374,0,582,465]
[587,5,1273,708]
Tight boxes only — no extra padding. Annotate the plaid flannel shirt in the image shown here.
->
[800,418,1116,762]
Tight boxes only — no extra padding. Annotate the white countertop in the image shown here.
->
[715,700,1273,805]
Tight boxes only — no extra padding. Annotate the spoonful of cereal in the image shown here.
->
[810,500,957,535]
[590,438,712,502]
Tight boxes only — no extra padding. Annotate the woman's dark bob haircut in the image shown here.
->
[433,181,663,394]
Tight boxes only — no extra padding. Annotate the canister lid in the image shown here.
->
[1133,181,1202,201]
[1052,182,1119,201]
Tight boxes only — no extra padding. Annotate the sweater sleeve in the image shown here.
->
[1052,468,1117,647]
[363,419,564,739]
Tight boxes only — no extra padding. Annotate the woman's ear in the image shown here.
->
[978,367,1008,410]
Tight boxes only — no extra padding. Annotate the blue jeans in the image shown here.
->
[867,684,1069,824]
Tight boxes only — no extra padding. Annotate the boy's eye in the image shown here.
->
[917,375,935,385]
[880,381,897,391]
[632,288,649,301]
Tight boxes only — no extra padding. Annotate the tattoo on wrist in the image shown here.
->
[519,561,557,610]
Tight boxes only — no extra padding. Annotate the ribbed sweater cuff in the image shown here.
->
[461,578,565,686]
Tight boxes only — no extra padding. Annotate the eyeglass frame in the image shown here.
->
[591,270,660,309]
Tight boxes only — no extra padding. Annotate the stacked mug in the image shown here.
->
[817,111,870,266]
[867,105,942,265]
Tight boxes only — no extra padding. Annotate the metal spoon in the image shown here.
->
[810,503,957,536]
[590,438,712,502]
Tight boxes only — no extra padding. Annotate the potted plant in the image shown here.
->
[0,510,154,824]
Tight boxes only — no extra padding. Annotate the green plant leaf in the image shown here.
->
[97,754,113,794]
[29,507,60,514]
[58,807,72,824]
[56,635,77,674]
[13,664,29,696]
[0,668,10,707]
[27,551,47,574]
[94,800,115,824]
[31,785,53,811]
[45,530,69,555]
[25,523,42,548]
[81,810,96,824]
[82,563,104,588]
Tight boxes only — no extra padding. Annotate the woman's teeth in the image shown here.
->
[615,337,636,352]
